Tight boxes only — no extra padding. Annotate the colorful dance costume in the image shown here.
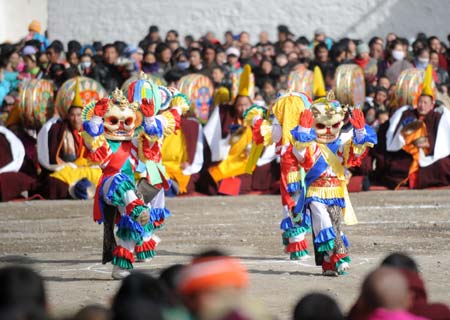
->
[247,91,377,276]
[81,87,188,279]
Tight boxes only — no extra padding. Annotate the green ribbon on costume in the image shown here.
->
[145,161,163,185]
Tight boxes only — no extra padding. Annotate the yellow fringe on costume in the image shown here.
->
[260,120,273,146]
[80,131,107,151]
[209,126,253,182]
[244,119,273,174]
[341,140,375,165]
[306,186,345,199]
[317,143,358,225]
[170,96,190,114]
[272,95,306,145]
[162,129,191,193]
[243,107,264,127]
[243,106,271,174]
[287,171,300,184]
[161,110,177,137]
[293,140,314,151]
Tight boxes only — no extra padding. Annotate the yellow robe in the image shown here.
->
[50,155,102,188]
[161,129,191,193]
[208,126,253,183]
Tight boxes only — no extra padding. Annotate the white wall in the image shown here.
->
[0,0,48,43]
[42,0,450,47]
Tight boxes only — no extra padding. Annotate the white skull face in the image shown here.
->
[314,120,343,144]
[103,104,137,141]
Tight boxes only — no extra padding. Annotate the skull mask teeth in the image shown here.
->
[311,97,347,144]
[103,89,139,141]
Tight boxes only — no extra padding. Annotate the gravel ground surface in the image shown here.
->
[1,190,450,319]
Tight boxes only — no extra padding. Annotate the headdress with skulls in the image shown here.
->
[102,88,141,141]
[310,91,348,144]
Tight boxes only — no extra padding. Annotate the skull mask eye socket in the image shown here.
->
[125,117,134,126]
[332,122,341,128]
[316,123,326,129]
[107,116,119,125]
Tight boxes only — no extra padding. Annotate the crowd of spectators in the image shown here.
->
[1,251,449,320]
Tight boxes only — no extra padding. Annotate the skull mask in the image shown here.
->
[103,89,140,141]
[311,95,347,144]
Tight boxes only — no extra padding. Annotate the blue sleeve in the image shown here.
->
[290,126,317,143]
[353,124,377,145]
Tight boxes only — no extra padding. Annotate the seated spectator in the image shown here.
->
[362,267,427,320]
[377,76,391,89]
[23,20,49,51]
[142,51,158,74]
[111,272,172,318]
[369,37,384,61]
[255,58,279,89]
[202,44,218,76]
[349,253,450,320]
[188,48,205,74]
[78,54,94,77]
[372,86,389,112]
[37,82,102,199]
[412,47,431,71]
[178,250,252,320]
[372,67,450,189]
[430,50,449,91]
[73,305,110,320]
[293,293,344,320]
[428,36,447,70]
[382,253,450,320]
[355,42,378,84]
[0,265,47,315]
[91,43,126,92]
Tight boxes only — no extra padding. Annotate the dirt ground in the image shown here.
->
[1,190,450,319]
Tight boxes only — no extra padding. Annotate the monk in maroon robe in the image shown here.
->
[0,126,38,202]
[371,97,450,189]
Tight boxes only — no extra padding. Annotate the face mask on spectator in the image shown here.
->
[392,50,404,61]
[177,61,190,70]
[417,58,429,65]
[82,61,91,69]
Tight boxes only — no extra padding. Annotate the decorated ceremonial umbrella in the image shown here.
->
[55,76,107,118]
[335,64,365,106]
[178,74,214,124]
[121,73,167,92]
[18,79,54,129]
[396,68,436,108]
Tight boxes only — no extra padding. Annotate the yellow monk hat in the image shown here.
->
[237,64,252,98]
[71,77,84,108]
[213,86,231,106]
[420,64,434,100]
[313,66,326,99]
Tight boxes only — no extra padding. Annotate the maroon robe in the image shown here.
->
[0,132,37,202]
[38,120,83,199]
[348,270,450,320]
[371,108,450,189]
